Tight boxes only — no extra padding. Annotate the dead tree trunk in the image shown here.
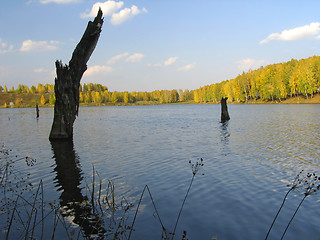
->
[36,104,39,118]
[49,9,103,140]
[221,97,230,122]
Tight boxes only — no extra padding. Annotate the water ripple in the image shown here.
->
[1,104,320,239]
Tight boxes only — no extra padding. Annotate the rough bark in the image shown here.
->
[49,9,103,140]
[221,97,230,122]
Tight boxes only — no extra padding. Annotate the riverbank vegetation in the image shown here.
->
[1,55,320,108]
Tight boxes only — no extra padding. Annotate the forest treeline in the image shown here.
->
[0,83,194,107]
[194,55,320,103]
[1,55,320,107]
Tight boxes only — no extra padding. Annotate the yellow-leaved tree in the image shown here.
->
[40,95,46,105]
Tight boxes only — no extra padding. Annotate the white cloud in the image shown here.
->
[237,58,266,72]
[107,52,129,64]
[126,53,145,63]
[110,5,147,25]
[164,56,179,66]
[40,0,81,4]
[34,68,49,73]
[81,1,147,25]
[260,22,320,44]
[148,56,179,67]
[84,65,113,76]
[177,63,196,71]
[81,1,124,18]
[0,38,14,53]
[147,63,162,67]
[34,68,56,78]
[20,40,60,52]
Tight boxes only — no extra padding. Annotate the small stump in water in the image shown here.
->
[221,97,230,122]
[36,105,39,118]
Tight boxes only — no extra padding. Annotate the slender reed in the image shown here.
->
[51,209,59,240]
[92,164,95,213]
[25,180,42,239]
[128,184,167,240]
[30,208,38,239]
[171,158,203,240]
[40,180,44,240]
[171,174,195,240]
[265,170,306,240]
[96,171,104,214]
[280,194,307,240]
[129,158,204,240]
[281,172,319,239]
[113,204,132,240]
[105,180,116,210]
[5,194,19,240]
[264,187,293,240]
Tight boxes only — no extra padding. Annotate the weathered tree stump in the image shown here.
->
[49,9,103,140]
[221,97,230,122]
[36,104,39,118]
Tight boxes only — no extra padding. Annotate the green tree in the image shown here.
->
[84,92,91,103]
[170,90,179,103]
[82,84,88,93]
[111,92,119,103]
[79,92,84,103]
[30,85,36,93]
[37,83,46,94]
[223,81,233,102]
[17,84,29,93]
[102,90,110,102]
[151,90,160,101]
[15,98,22,106]
[290,66,300,97]
[123,91,129,104]
[45,84,54,93]
[183,89,193,101]
[92,91,103,104]
[49,94,56,105]
[178,89,184,102]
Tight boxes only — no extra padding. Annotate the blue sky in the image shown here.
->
[1,0,320,92]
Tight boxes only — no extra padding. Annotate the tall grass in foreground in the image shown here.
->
[1,143,204,239]
[0,144,134,239]
[265,170,320,240]
[128,158,204,240]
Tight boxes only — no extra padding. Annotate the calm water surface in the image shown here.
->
[0,104,320,239]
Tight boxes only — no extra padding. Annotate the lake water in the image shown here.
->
[0,104,320,239]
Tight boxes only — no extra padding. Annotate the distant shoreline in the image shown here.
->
[1,95,320,109]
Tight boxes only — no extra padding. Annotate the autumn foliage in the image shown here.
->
[1,55,320,107]
[194,56,320,103]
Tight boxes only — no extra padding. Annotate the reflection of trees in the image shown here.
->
[51,140,105,239]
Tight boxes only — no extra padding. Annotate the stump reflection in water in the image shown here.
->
[51,140,106,238]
